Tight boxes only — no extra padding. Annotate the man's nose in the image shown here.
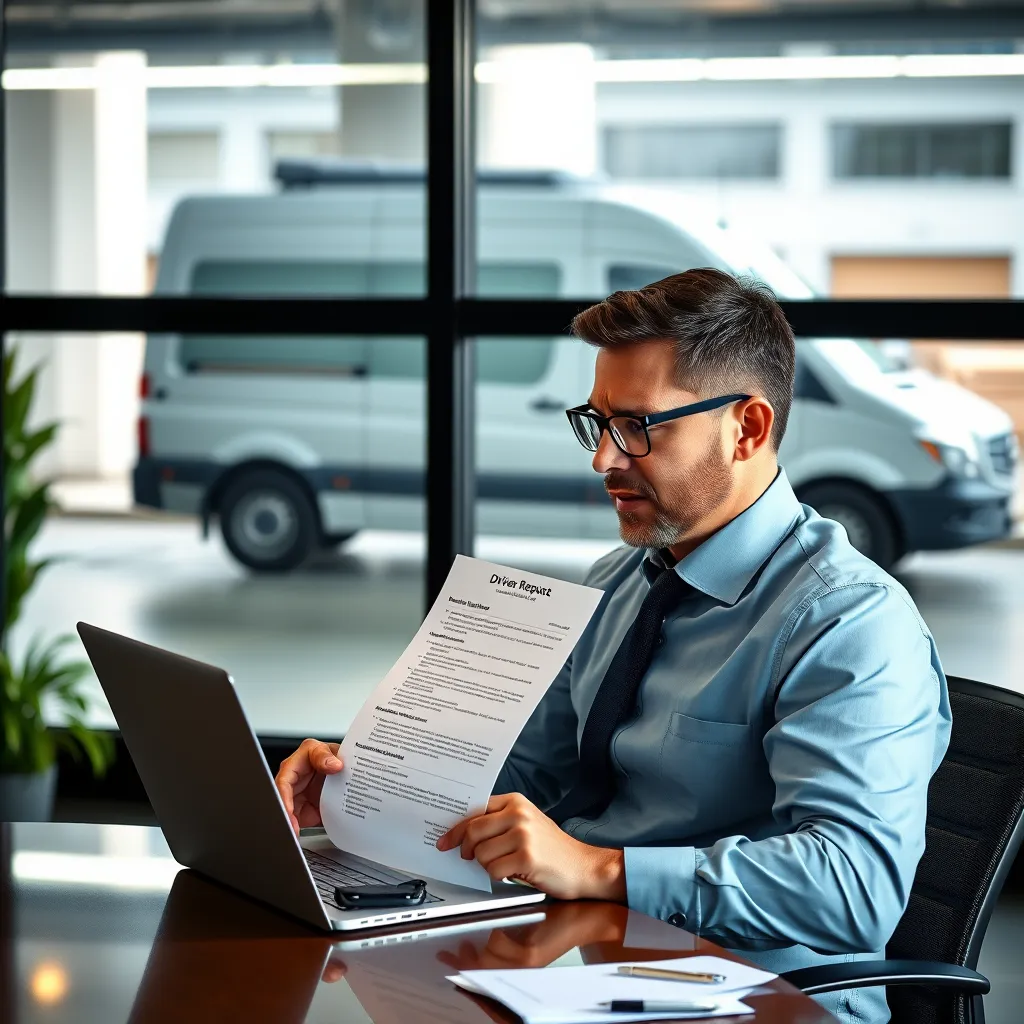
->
[592,430,631,474]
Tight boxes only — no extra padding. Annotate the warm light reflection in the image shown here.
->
[29,961,69,1005]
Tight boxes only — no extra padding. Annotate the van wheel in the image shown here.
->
[797,482,901,570]
[219,469,318,572]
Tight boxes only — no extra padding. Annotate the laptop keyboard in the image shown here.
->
[304,850,442,909]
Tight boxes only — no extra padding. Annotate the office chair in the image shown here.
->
[782,676,1024,1024]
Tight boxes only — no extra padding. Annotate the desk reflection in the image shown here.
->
[127,870,333,1024]
[129,871,697,1024]
[327,900,697,1024]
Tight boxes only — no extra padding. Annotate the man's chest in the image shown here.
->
[567,583,783,831]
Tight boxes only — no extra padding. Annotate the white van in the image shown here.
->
[136,164,1018,572]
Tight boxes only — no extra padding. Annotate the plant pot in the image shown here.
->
[0,764,57,822]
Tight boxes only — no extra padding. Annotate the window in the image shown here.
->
[832,123,1012,179]
[183,260,561,385]
[608,265,679,293]
[603,124,781,180]
[148,132,221,185]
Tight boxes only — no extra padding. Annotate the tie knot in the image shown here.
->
[647,567,693,614]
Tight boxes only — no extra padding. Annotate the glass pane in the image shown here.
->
[3,0,426,295]
[473,1,1022,303]
[8,331,424,739]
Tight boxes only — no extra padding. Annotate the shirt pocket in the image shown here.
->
[660,713,761,817]
[667,712,752,747]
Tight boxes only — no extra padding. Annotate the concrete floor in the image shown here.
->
[14,517,1024,1023]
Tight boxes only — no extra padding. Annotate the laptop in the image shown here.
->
[77,622,546,932]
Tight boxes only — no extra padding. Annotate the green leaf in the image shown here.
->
[9,484,52,553]
[21,422,59,466]
[4,363,37,441]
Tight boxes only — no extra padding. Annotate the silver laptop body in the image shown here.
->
[77,622,545,932]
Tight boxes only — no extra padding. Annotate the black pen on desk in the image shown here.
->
[600,999,719,1014]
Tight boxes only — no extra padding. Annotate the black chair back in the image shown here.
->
[886,675,1024,1024]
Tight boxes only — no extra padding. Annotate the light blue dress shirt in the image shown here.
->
[494,468,952,1024]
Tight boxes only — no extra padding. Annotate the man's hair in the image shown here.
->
[571,268,795,450]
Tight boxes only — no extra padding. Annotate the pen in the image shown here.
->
[600,999,719,1014]
[616,965,726,984]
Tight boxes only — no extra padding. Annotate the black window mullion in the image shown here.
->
[459,298,1024,341]
[0,296,428,334]
[2,296,1024,341]
[425,0,475,608]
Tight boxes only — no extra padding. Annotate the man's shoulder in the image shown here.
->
[778,509,929,637]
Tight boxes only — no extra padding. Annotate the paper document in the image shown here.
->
[321,555,604,889]
[447,955,774,1023]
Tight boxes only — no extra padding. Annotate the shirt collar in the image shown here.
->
[641,468,803,606]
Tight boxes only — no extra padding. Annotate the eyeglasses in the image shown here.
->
[566,393,752,458]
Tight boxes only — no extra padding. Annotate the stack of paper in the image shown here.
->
[447,955,777,1023]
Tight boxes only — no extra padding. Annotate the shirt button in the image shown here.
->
[655,634,665,647]
[667,912,687,928]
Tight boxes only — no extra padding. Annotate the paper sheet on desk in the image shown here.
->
[448,954,773,1022]
[321,555,604,890]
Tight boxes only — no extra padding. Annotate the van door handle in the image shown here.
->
[530,397,566,413]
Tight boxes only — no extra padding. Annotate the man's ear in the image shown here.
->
[733,397,774,462]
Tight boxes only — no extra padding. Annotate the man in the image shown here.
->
[277,269,951,1023]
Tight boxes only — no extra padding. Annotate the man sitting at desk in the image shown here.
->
[276,268,951,1023]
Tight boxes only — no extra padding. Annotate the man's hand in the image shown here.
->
[436,792,626,902]
[275,738,343,837]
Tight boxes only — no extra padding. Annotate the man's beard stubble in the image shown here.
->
[609,432,733,551]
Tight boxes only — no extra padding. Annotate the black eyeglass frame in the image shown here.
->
[566,393,752,458]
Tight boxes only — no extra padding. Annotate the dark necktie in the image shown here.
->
[548,566,694,825]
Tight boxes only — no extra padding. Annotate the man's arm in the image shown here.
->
[493,655,579,810]
[625,582,952,955]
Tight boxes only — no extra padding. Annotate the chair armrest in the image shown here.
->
[781,960,990,997]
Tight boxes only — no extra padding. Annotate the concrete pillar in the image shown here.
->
[5,54,147,487]
[94,52,147,296]
[477,44,597,175]
[334,0,424,161]
[783,103,831,293]
[5,91,60,479]
[94,53,148,480]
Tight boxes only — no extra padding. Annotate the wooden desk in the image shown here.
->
[1,822,835,1023]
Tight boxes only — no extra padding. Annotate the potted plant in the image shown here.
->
[0,349,114,820]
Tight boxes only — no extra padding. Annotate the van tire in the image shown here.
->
[797,481,901,571]
[219,469,318,572]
